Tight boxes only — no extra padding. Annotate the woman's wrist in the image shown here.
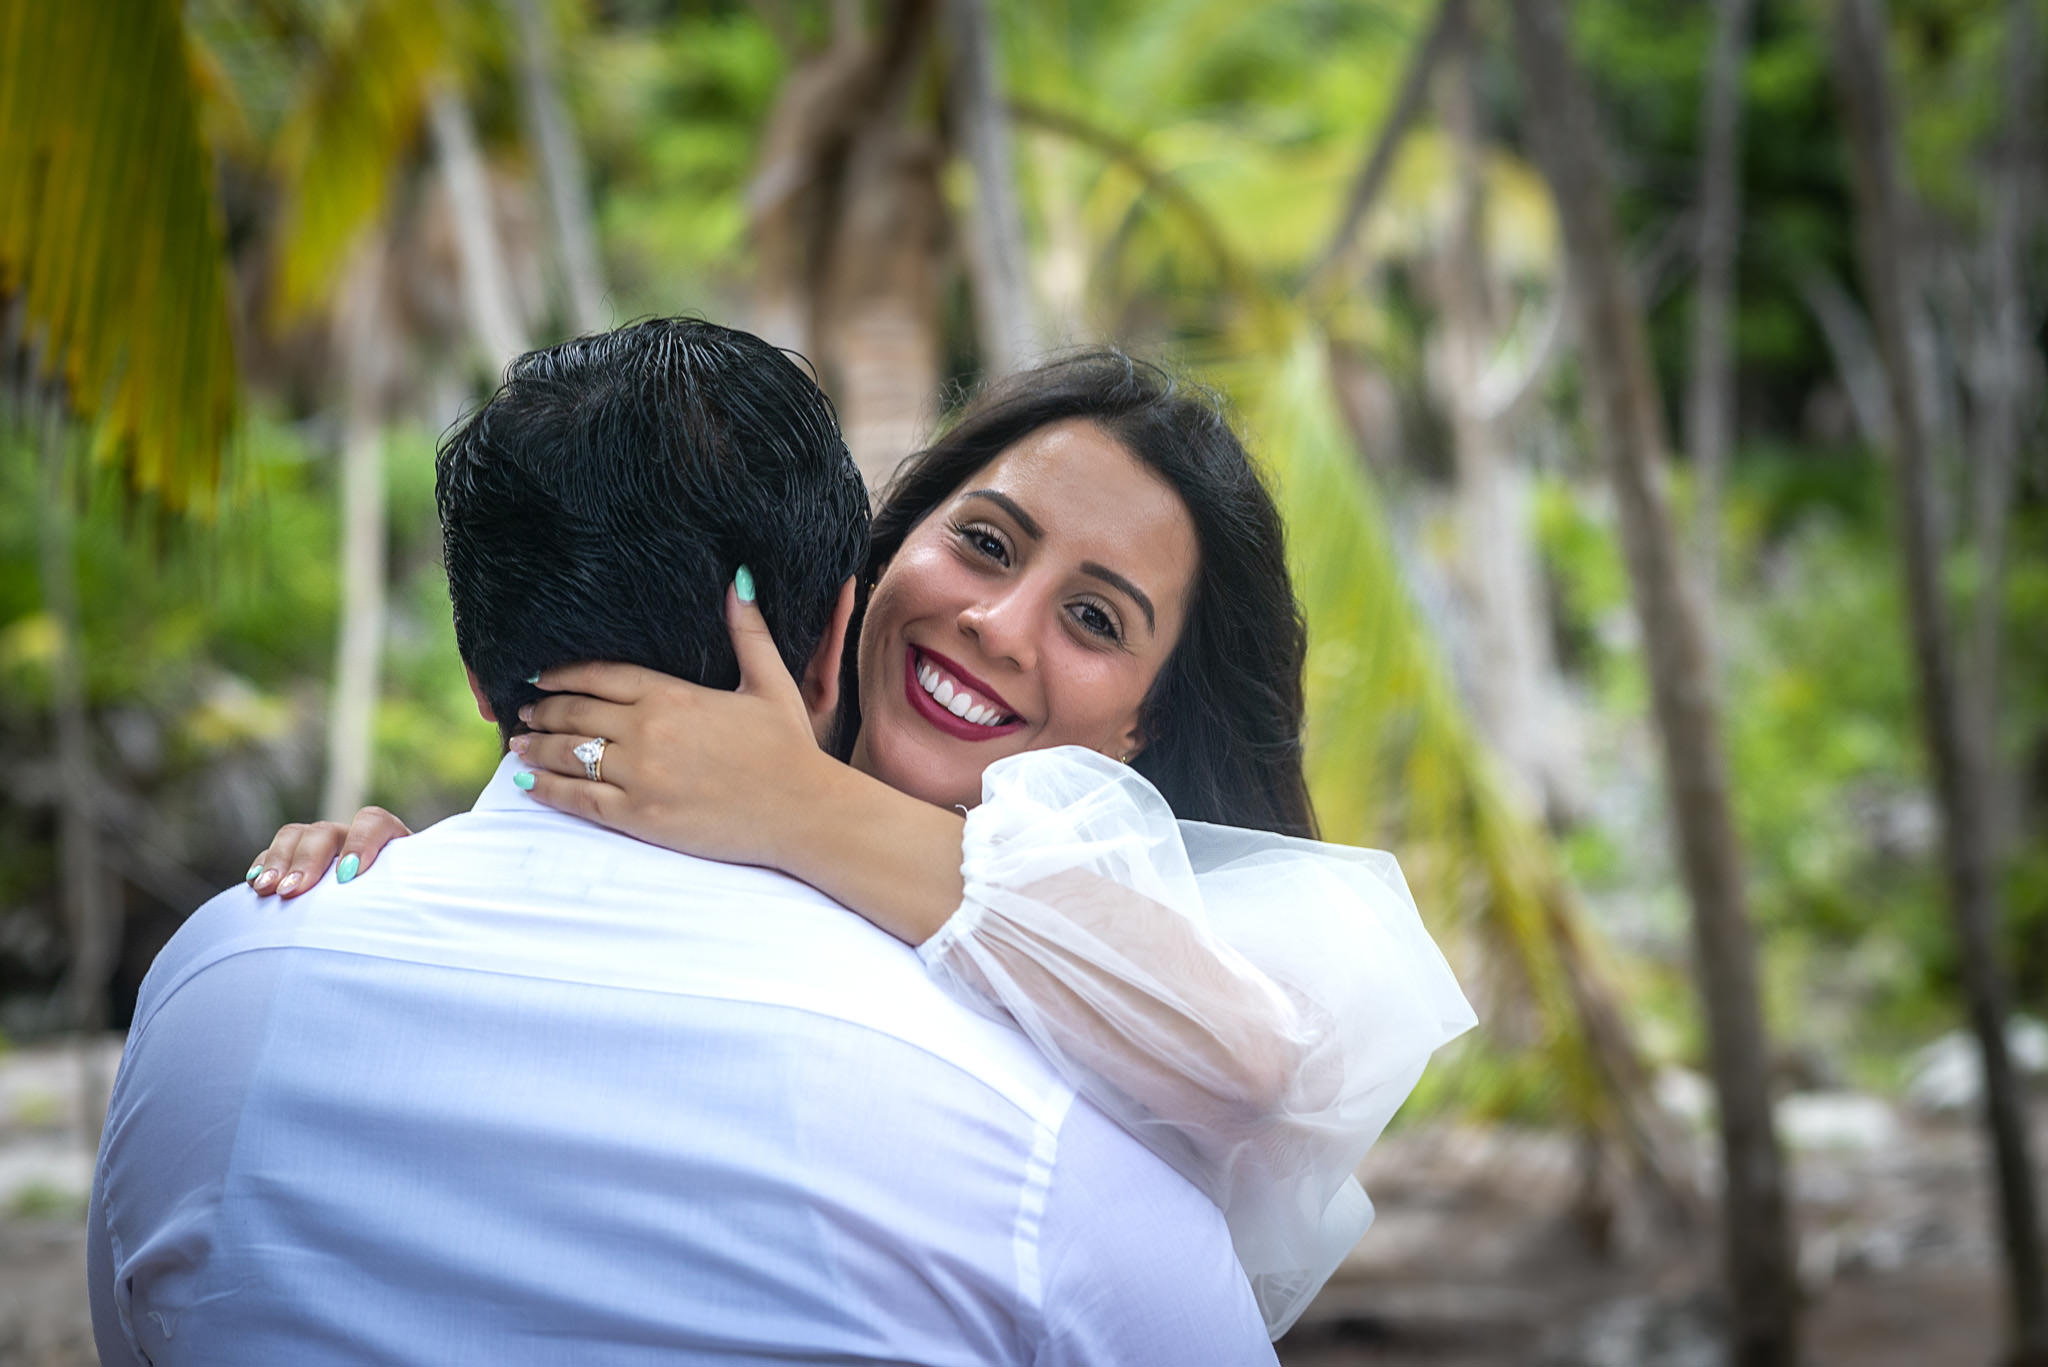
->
[768,750,967,945]
[756,743,855,875]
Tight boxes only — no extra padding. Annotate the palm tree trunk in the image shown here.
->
[1508,4,1797,1362]
[826,127,947,486]
[38,404,115,1145]
[1436,17,1564,818]
[428,80,530,371]
[944,0,1033,376]
[1971,0,2039,855]
[744,0,940,449]
[745,36,871,357]
[319,241,391,824]
[506,0,607,334]
[817,0,945,486]
[1685,0,1753,636]
[1830,2,2047,1358]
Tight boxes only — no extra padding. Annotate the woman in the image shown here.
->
[249,351,1474,1337]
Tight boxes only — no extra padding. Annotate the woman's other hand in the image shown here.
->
[514,574,836,872]
[247,807,412,898]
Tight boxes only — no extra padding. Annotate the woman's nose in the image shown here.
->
[959,590,1037,672]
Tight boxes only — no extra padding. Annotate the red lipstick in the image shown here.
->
[903,646,1027,742]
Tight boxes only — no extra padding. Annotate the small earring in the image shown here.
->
[1120,752,1132,764]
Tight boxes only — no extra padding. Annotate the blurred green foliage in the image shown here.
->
[2,0,2043,1111]
[0,418,496,1028]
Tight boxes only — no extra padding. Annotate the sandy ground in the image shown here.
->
[0,1035,2022,1365]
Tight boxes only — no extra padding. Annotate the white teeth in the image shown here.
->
[915,652,1010,726]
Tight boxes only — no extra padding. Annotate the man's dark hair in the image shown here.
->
[437,317,870,737]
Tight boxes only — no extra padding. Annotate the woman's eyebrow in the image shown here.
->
[962,489,1043,539]
[961,488,1154,632]
[1081,562,1155,634]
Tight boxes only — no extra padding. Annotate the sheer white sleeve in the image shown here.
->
[918,747,1476,1339]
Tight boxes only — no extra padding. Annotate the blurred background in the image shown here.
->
[1,0,2044,1362]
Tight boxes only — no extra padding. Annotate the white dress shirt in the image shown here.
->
[88,756,1275,1366]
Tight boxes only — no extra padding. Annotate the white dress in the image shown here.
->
[917,747,1477,1339]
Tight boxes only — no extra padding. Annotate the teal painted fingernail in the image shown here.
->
[525,672,541,685]
[514,771,536,791]
[735,564,756,604]
[337,853,359,885]
[246,862,263,883]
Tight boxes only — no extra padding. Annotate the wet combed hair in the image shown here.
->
[437,317,870,738]
[838,350,1317,839]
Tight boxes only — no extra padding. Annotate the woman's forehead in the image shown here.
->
[967,422,1185,532]
[960,420,1200,615]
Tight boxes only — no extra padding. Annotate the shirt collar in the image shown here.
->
[472,752,544,815]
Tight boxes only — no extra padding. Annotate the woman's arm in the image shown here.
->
[512,589,1319,1130]
[770,759,1308,1125]
[764,757,967,946]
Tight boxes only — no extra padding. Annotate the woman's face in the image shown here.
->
[849,419,1200,812]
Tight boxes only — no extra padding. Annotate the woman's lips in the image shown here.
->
[903,646,1027,742]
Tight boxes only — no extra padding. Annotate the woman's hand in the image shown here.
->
[515,579,839,872]
[247,807,412,898]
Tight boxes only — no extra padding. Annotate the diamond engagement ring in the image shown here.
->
[574,737,609,783]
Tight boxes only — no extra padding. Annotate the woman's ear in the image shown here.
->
[800,576,860,746]
[1113,716,1146,764]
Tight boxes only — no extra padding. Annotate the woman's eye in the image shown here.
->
[953,522,1009,565]
[1072,601,1122,641]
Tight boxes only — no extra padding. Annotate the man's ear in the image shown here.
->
[465,665,498,723]
[800,576,860,747]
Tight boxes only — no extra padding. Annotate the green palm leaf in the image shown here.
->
[1234,328,1676,1169]
[1,0,237,513]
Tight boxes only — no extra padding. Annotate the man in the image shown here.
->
[87,318,1275,1365]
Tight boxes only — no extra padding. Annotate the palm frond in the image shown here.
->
[270,0,464,321]
[1235,328,1679,1171]
[0,0,237,514]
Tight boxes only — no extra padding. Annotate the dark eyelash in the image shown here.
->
[951,520,1009,564]
[1072,599,1123,643]
[951,519,1124,644]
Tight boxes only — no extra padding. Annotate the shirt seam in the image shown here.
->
[1013,1087,1072,1356]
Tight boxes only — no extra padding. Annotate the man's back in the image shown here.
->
[89,758,1273,1366]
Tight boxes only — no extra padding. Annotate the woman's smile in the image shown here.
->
[850,418,1199,812]
[903,645,1027,739]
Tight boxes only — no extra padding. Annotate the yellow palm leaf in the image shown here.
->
[0,0,237,514]
[269,0,467,321]
[1231,326,1663,1146]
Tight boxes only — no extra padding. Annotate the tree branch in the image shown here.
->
[1307,0,1468,295]
[1006,97,1264,307]
[746,0,808,57]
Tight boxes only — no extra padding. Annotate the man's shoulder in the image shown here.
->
[144,806,1081,1128]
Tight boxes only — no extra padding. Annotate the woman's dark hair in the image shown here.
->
[836,350,1317,839]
